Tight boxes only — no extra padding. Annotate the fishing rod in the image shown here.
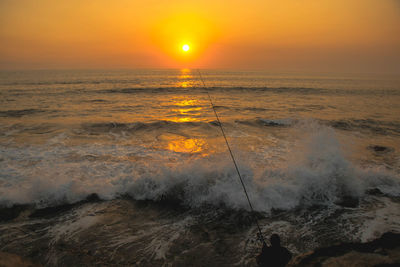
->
[197,69,266,245]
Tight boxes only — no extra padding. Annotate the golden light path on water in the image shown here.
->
[165,69,209,155]
[177,68,195,88]
[168,137,207,154]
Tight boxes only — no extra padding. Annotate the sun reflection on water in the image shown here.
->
[158,133,209,155]
[168,137,207,154]
[161,69,209,155]
[164,69,206,122]
[177,68,196,88]
[167,98,204,122]
[174,99,198,106]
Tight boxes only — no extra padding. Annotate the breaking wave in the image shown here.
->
[329,119,400,136]
[1,124,399,212]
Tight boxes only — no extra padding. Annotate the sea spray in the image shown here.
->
[2,122,398,212]
[1,70,400,265]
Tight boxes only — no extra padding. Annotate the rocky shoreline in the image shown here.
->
[0,231,399,266]
[289,232,400,267]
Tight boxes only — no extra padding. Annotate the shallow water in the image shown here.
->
[0,69,400,265]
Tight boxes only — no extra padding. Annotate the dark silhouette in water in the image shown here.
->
[257,234,292,267]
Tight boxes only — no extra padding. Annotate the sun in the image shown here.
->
[182,44,190,52]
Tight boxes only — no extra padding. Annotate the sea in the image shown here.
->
[0,69,400,266]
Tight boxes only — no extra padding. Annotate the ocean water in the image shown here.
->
[0,69,400,266]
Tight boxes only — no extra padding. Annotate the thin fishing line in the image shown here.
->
[197,69,265,245]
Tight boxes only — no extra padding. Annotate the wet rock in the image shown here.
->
[0,204,30,222]
[29,203,76,218]
[29,193,102,218]
[0,252,42,267]
[289,232,400,266]
[85,193,101,202]
[336,196,359,208]
[368,145,394,154]
[367,188,384,196]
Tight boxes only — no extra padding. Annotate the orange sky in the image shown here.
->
[1,0,399,73]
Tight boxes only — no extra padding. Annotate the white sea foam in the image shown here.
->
[48,204,105,244]
[0,124,399,212]
[357,197,400,242]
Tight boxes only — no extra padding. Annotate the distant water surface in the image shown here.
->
[0,69,399,266]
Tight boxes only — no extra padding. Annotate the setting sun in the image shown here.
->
[182,44,190,52]
[1,1,400,266]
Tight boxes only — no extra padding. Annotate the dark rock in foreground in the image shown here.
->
[0,252,42,267]
[368,145,394,154]
[289,232,400,266]
[0,204,30,222]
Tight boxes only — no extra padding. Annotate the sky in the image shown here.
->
[0,0,399,73]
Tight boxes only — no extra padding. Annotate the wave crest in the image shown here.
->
[1,124,399,211]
